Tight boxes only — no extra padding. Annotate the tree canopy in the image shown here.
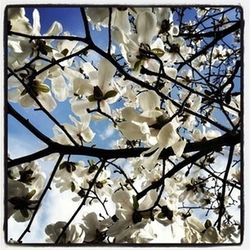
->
[6,6,242,245]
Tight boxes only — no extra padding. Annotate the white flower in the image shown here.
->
[192,126,221,142]
[8,8,62,68]
[8,161,46,199]
[86,7,130,33]
[52,114,95,145]
[136,11,157,45]
[8,8,32,34]
[117,121,150,141]
[141,122,186,170]
[45,221,85,243]
[49,75,69,102]
[8,77,57,112]
[8,179,37,222]
[155,8,179,37]
[71,58,118,119]
[107,189,158,238]
[192,55,207,70]
[54,161,88,193]
[229,168,241,183]
[165,36,191,63]
[82,213,106,242]
[112,11,159,69]
[182,216,221,243]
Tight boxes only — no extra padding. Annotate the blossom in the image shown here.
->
[112,10,159,69]
[45,221,85,243]
[8,8,62,68]
[141,122,186,170]
[82,213,107,242]
[182,217,221,243]
[71,58,119,119]
[54,161,88,193]
[8,179,37,222]
[165,36,192,62]
[8,76,57,112]
[192,125,222,142]
[52,114,95,145]
[8,161,46,198]
[107,189,158,239]
[86,7,130,33]
[229,168,241,183]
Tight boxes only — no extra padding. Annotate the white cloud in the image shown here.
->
[8,134,45,159]
[99,125,115,140]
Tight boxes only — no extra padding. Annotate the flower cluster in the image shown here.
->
[8,161,46,222]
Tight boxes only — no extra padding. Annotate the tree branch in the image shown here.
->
[55,159,106,244]
[7,103,53,145]
[17,154,64,243]
[7,68,79,146]
[8,131,240,168]
[215,145,235,231]
[177,21,241,71]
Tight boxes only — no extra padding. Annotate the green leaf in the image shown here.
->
[133,60,142,71]
[26,190,36,200]
[44,45,53,53]
[61,48,69,56]
[37,83,50,93]
[151,48,165,57]
[205,219,212,229]
[20,209,29,218]
[87,95,96,102]
[132,195,139,210]
[71,182,76,192]
[157,212,166,219]
[104,90,117,100]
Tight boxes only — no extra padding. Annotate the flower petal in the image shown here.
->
[172,139,186,157]
[136,11,157,44]
[19,94,35,107]
[32,9,41,35]
[98,58,116,90]
[45,21,63,36]
[139,90,160,112]
[118,121,147,141]
[38,93,57,112]
[73,78,93,96]
[51,76,68,102]
[142,147,162,170]
[113,9,130,33]
[81,127,95,143]
[157,123,179,148]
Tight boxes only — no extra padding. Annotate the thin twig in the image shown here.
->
[17,154,64,243]
[55,159,107,244]
[215,145,235,231]
[107,8,112,55]
[7,68,79,146]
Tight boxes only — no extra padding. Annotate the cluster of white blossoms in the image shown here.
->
[7,6,241,244]
[8,161,46,222]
